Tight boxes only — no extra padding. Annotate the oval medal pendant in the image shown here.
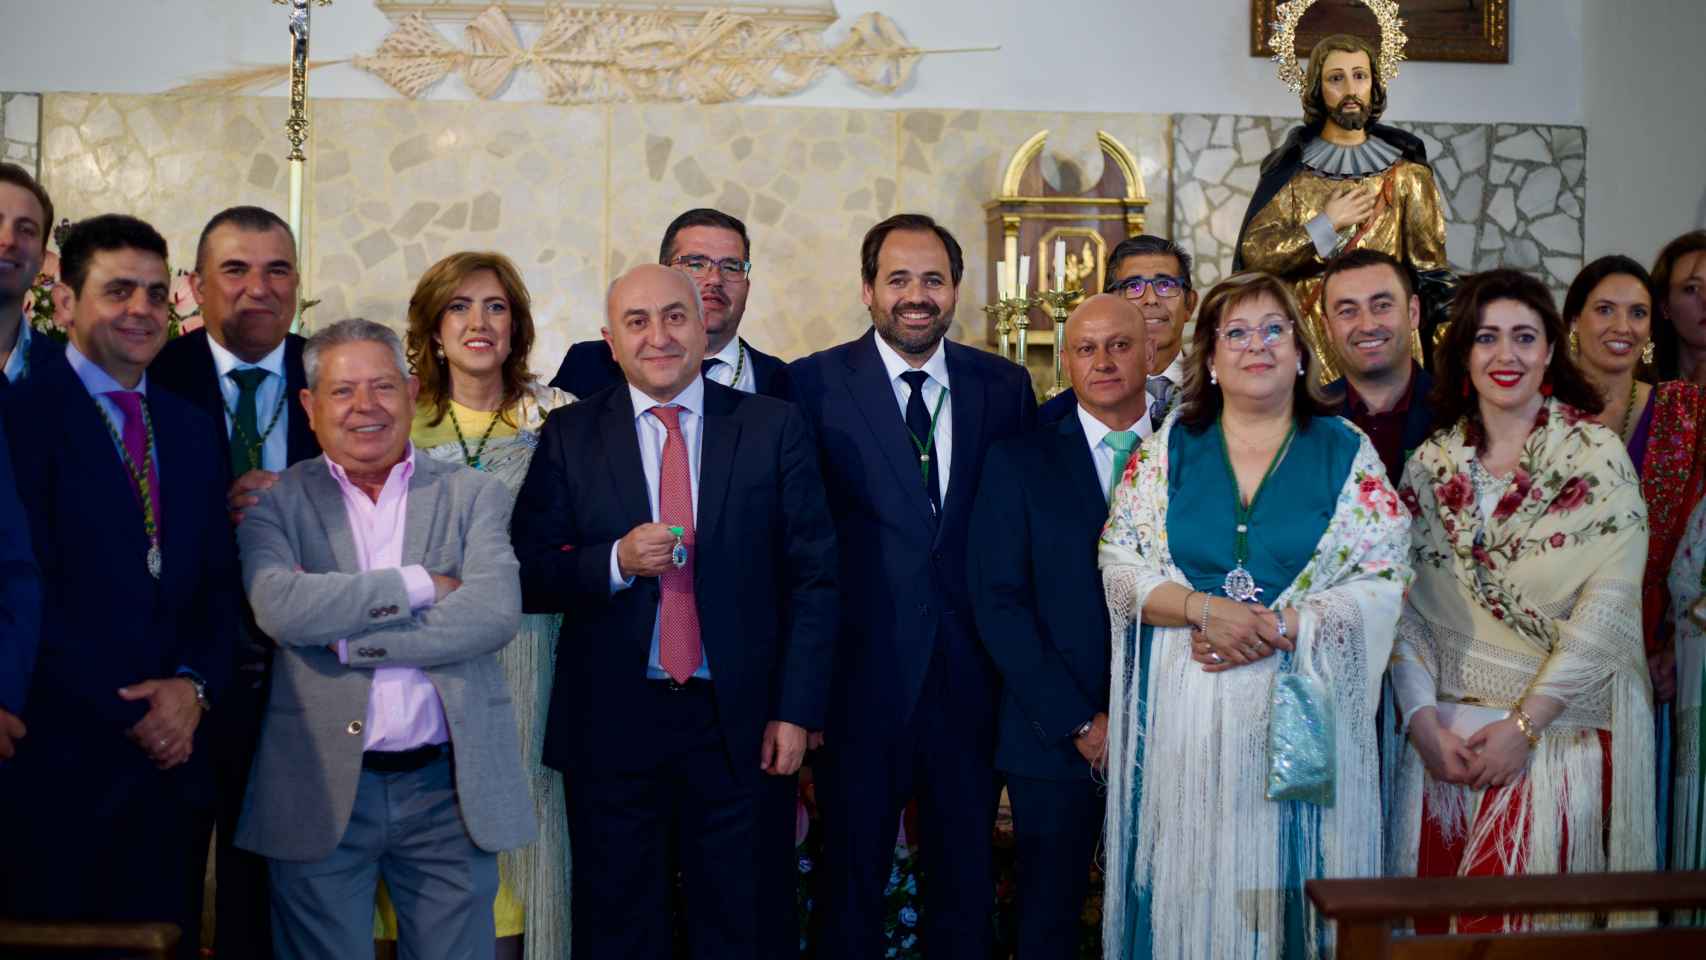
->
[671,541,688,569]
[147,543,163,580]
[1222,564,1260,603]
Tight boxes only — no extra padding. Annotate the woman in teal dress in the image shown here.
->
[1098,272,1411,959]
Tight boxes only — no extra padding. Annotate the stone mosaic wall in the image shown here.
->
[1,93,41,176]
[1173,113,1587,298]
[35,93,1170,369]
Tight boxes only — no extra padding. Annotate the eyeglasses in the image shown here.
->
[1219,319,1294,352]
[1112,274,1186,300]
[670,255,753,283]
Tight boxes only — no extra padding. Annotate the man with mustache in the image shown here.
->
[234,318,535,959]
[1235,32,1453,379]
[787,213,1037,959]
[514,264,836,956]
[1321,248,1435,484]
[149,205,322,958]
[1040,235,1199,428]
[1,215,241,959]
[550,208,790,399]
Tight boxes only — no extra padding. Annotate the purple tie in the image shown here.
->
[104,390,162,535]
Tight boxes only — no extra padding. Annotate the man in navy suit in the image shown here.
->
[787,213,1037,958]
[1039,235,1198,428]
[0,417,40,764]
[514,264,837,957]
[148,205,321,958]
[0,162,66,392]
[0,214,241,959]
[1318,247,1435,484]
[970,293,1151,959]
[549,208,789,398]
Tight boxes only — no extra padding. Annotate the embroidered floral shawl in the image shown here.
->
[1097,415,1411,960]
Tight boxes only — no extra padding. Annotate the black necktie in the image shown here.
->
[900,370,942,517]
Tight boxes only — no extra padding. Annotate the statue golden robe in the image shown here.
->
[1239,158,1448,379]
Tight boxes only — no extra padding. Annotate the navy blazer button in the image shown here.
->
[347,720,363,735]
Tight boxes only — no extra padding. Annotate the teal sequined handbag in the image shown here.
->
[1265,635,1336,807]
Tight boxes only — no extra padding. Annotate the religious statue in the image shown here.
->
[1234,30,1455,377]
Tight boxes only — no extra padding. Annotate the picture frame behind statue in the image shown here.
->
[1251,0,1509,65]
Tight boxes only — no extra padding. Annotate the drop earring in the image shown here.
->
[1567,329,1579,356]
[1642,340,1656,365]
[1296,358,1306,376]
[1210,367,1218,386]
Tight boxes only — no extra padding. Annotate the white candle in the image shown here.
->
[1018,254,1031,299]
[995,260,1008,300]
[1054,239,1067,290]
[1007,259,1019,301]
[1004,234,1019,282]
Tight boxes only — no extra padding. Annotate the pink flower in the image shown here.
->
[1436,472,1473,512]
[169,271,200,320]
[1472,544,1495,569]
[1557,403,1591,426]
[1400,487,1422,519]
[1493,469,1532,520]
[1548,476,1590,514]
[1358,475,1402,518]
[1548,531,1567,548]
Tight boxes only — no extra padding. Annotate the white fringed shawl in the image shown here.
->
[1098,416,1411,960]
[1668,493,1706,880]
[1387,400,1654,930]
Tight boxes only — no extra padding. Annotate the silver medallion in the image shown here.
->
[147,543,163,579]
[671,539,688,569]
[1222,564,1260,603]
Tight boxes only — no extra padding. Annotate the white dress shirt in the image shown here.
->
[66,341,159,469]
[607,375,713,680]
[872,334,952,506]
[1155,352,1186,388]
[1,314,30,384]
[1076,403,1154,503]
[207,333,290,473]
[702,337,755,393]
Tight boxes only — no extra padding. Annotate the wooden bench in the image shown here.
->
[1308,871,1706,959]
[0,920,181,959]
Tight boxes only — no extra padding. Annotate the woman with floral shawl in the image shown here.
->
[1562,255,1706,864]
[382,251,575,959]
[1099,272,1411,960]
[1389,269,1654,933]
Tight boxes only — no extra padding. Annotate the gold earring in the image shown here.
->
[434,342,445,360]
[1642,340,1656,365]
[1567,329,1579,355]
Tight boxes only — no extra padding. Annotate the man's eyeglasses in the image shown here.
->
[670,255,753,283]
[1112,274,1186,300]
[1219,319,1294,352]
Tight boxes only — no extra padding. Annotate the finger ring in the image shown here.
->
[157,738,168,748]
[1209,652,1225,664]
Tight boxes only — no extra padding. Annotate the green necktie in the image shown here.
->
[227,367,270,475]
[1104,429,1140,494]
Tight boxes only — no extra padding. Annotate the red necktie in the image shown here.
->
[650,405,701,683]
[105,390,162,535]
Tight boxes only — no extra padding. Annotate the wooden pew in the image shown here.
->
[1308,871,1706,959]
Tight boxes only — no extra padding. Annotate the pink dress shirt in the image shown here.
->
[329,447,448,751]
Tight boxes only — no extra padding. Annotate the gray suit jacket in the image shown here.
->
[234,453,536,861]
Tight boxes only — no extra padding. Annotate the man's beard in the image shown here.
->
[873,300,952,357]
[1330,97,1369,131]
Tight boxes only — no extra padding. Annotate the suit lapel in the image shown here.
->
[842,330,936,529]
[694,383,740,556]
[187,333,237,469]
[301,459,362,574]
[938,342,987,533]
[402,457,442,566]
[1058,413,1111,529]
[151,395,201,588]
[284,336,320,465]
[601,387,654,529]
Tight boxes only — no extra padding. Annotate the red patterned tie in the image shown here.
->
[105,390,162,533]
[650,405,701,683]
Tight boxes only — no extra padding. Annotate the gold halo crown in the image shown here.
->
[1270,0,1408,96]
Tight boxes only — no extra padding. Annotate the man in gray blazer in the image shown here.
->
[236,317,535,960]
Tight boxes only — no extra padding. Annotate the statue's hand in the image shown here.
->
[1324,181,1379,232]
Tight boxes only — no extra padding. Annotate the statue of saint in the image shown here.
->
[1235,32,1454,376]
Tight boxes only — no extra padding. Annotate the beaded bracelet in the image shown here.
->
[1199,593,1212,635]
[1511,706,1541,749]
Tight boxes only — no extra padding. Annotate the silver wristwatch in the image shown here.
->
[182,674,211,712]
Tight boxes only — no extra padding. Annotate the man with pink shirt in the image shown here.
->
[235,317,534,960]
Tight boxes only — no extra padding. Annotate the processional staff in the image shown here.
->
[274,0,330,332]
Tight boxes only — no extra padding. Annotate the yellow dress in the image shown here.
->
[375,394,568,945]
[1239,159,1447,379]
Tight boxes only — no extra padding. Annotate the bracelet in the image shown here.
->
[1275,610,1289,640]
[1184,591,1198,625]
[1199,594,1212,635]
[1511,707,1541,749]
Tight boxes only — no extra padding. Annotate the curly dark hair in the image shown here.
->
[1427,269,1604,437]
[1175,271,1331,432]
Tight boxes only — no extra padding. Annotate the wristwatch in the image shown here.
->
[180,673,212,712]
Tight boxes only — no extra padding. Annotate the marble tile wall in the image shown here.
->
[1,93,41,176]
[1172,113,1588,298]
[35,93,1172,371]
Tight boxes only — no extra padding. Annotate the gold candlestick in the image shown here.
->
[1010,298,1032,365]
[1036,288,1079,398]
[984,303,1012,361]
